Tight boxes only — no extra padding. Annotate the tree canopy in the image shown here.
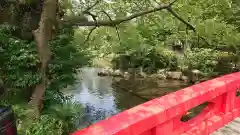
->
[0,0,240,134]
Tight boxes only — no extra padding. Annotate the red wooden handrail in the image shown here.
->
[72,72,240,135]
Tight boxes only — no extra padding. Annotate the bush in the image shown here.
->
[14,100,83,135]
[160,49,178,71]
[48,26,90,92]
[0,25,41,103]
[0,24,88,134]
[0,24,90,102]
[184,48,236,75]
[111,48,178,73]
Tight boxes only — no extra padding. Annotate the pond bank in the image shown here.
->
[97,67,209,84]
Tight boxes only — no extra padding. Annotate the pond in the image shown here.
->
[64,67,188,129]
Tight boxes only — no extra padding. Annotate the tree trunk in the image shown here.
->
[28,0,58,117]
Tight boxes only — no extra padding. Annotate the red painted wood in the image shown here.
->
[72,72,240,135]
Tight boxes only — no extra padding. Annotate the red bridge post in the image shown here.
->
[72,72,240,135]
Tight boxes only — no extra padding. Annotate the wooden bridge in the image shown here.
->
[72,72,240,135]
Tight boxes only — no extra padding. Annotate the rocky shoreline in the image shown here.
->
[97,68,208,84]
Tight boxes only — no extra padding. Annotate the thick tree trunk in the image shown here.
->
[28,0,58,117]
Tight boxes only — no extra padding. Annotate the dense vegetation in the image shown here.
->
[83,0,240,76]
[0,24,89,134]
[0,0,240,134]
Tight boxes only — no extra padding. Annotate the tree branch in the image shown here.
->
[84,11,98,22]
[101,10,113,21]
[115,26,121,44]
[101,10,121,44]
[169,0,178,6]
[166,7,196,32]
[83,26,97,44]
[166,7,210,45]
[74,3,172,27]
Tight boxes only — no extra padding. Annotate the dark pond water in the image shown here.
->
[64,67,187,129]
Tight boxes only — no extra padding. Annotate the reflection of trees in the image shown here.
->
[75,68,189,128]
[112,79,146,111]
[78,103,117,128]
[96,77,113,97]
[80,68,113,97]
[81,68,94,90]
[111,78,189,111]
[112,78,160,99]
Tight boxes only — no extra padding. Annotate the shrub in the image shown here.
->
[184,48,236,75]
[111,48,178,73]
[14,100,83,135]
[0,24,88,134]
[0,24,90,102]
[0,25,41,103]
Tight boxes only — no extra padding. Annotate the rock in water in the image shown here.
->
[181,76,188,82]
[166,71,183,80]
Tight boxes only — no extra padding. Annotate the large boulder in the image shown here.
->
[166,71,183,80]
[180,75,188,82]
[187,69,205,84]
[98,68,124,77]
[149,73,166,80]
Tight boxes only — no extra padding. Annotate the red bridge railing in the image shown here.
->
[72,72,240,135]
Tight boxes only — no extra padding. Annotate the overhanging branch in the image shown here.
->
[101,10,121,44]
[166,7,196,32]
[83,26,97,44]
[74,3,172,27]
[166,7,210,45]
[74,0,210,45]
[84,11,98,22]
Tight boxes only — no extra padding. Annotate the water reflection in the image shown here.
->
[65,68,145,128]
[65,67,187,129]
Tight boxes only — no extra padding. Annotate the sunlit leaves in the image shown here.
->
[195,19,240,51]
[0,25,40,89]
[184,48,236,74]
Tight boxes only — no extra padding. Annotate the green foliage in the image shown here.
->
[0,25,41,104]
[184,48,236,75]
[25,101,83,135]
[112,47,178,73]
[78,0,240,76]
[48,26,90,92]
[0,24,89,134]
[0,25,40,91]
[44,101,83,134]
[14,99,83,135]
[160,49,178,71]
[0,24,90,99]
[2,0,240,134]
[195,19,240,51]
[25,115,66,135]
